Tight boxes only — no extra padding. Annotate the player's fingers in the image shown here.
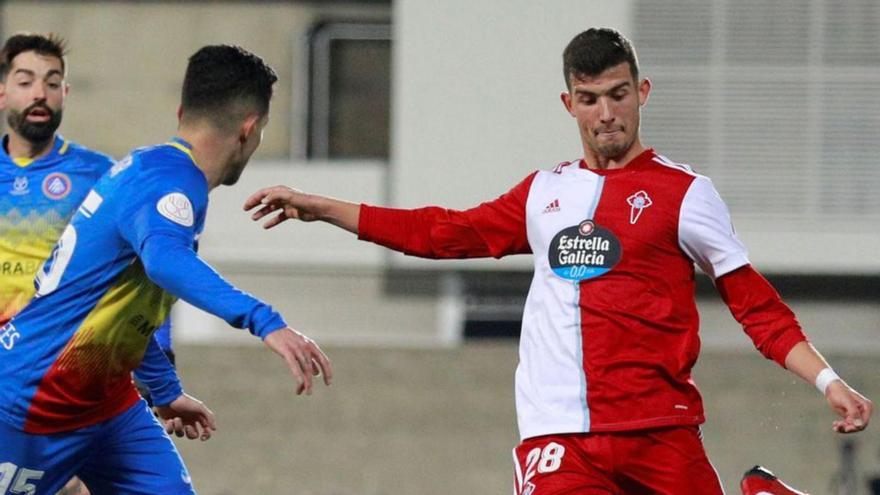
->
[201,407,217,431]
[262,211,291,230]
[295,351,314,395]
[164,419,174,435]
[260,189,296,205]
[243,187,281,211]
[171,417,185,437]
[283,352,307,395]
[197,418,213,441]
[842,399,865,429]
[184,424,199,440]
[251,203,276,221]
[310,346,333,386]
[858,398,873,427]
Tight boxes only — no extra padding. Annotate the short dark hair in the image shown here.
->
[0,32,67,80]
[181,45,278,128]
[562,28,639,89]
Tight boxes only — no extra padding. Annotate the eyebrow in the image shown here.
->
[12,68,63,79]
[573,81,631,98]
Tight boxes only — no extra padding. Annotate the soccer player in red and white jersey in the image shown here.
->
[244,28,872,494]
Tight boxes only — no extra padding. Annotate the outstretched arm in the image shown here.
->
[245,186,360,233]
[140,232,332,395]
[245,173,537,259]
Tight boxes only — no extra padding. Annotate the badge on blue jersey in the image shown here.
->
[549,220,621,281]
[42,172,72,200]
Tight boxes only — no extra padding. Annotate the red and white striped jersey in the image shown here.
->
[359,148,806,440]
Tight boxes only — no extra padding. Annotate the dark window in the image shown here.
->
[308,21,391,159]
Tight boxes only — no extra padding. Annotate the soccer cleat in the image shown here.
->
[740,465,809,495]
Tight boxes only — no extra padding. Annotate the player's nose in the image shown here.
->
[598,97,614,122]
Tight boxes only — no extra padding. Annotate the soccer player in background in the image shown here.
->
[245,28,872,494]
[0,44,332,494]
[0,32,196,495]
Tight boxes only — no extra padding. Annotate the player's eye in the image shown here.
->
[47,83,61,90]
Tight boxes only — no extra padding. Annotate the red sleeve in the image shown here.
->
[715,264,808,368]
[357,172,536,259]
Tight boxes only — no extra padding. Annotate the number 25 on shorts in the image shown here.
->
[0,462,44,495]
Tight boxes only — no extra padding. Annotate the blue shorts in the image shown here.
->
[0,400,195,495]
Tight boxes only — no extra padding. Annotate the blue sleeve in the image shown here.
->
[154,317,173,352]
[117,168,204,254]
[140,232,287,339]
[133,335,183,407]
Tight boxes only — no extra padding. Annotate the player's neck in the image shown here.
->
[5,132,55,160]
[176,128,235,190]
[582,140,646,170]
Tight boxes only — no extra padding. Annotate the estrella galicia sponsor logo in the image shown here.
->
[10,176,29,195]
[42,172,72,200]
[0,322,20,350]
[548,220,621,281]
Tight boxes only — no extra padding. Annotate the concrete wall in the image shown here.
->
[2,1,390,158]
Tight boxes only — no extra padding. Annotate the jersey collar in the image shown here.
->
[0,134,70,169]
[578,148,656,176]
[166,136,196,164]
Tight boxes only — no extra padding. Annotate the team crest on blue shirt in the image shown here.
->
[42,172,72,200]
[549,220,621,281]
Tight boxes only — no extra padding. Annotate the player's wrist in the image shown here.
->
[815,367,841,395]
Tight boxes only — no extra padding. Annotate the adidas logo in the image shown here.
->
[543,199,560,213]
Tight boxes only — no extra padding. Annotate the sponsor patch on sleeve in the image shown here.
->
[156,192,194,227]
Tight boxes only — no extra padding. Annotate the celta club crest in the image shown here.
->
[626,190,652,224]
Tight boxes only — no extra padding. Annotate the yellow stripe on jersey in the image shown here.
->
[12,157,34,167]
[58,138,69,155]
[54,260,177,377]
[167,142,195,163]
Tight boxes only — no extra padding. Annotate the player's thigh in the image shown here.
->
[78,400,195,495]
[513,435,616,495]
[0,419,93,495]
[616,426,724,495]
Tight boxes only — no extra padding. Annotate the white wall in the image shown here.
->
[390,0,880,274]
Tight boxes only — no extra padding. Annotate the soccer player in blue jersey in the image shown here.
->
[0,44,331,494]
[0,32,210,495]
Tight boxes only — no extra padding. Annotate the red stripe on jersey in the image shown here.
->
[24,328,141,434]
[577,151,705,431]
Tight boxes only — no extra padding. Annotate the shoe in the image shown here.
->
[741,465,809,495]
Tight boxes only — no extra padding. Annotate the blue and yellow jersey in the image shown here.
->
[0,135,113,324]
[0,138,285,434]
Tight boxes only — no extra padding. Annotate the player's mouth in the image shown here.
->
[25,106,53,122]
[595,127,624,139]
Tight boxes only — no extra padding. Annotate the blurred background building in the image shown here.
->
[2,1,877,493]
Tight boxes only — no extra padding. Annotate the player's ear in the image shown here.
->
[239,114,260,144]
[176,105,184,122]
[638,78,651,106]
[0,80,7,111]
[560,91,575,117]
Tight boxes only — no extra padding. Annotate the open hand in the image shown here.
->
[263,326,333,395]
